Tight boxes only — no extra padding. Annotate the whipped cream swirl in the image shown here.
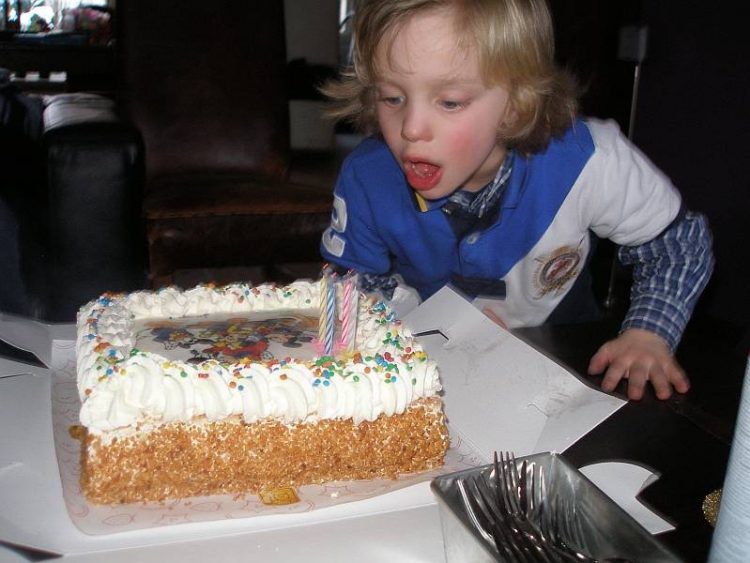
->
[76,281,441,434]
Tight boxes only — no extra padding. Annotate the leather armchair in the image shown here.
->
[117,1,333,288]
[1,89,147,322]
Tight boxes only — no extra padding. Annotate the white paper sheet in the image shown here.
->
[580,461,675,534]
[0,312,75,370]
[0,357,48,379]
[405,287,626,461]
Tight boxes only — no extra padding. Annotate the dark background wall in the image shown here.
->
[551,0,749,342]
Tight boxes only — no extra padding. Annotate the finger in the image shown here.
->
[588,345,612,376]
[625,364,650,400]
[667,364,691,394]
[649,369,674,400]
[600,359,628,392]
[481,307,507,328]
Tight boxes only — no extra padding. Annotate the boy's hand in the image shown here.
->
[588,328,690,400]
[481,306,507,328]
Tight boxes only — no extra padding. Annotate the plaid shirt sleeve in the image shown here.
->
[618,211,714,350]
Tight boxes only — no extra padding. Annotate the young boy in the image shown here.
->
[320,0,714,400]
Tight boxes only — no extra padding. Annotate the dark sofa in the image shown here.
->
[1,74,147,322]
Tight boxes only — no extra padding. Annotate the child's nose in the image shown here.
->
[401,105,432,142]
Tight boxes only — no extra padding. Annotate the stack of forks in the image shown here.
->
[458,452,631,562]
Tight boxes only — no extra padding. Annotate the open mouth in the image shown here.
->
[404,160,442,191]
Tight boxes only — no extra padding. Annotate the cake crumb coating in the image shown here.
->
[81,397,449,504]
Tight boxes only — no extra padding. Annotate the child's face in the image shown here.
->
[374,8,515,199]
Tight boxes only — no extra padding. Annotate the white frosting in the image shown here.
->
[76,281,442,434]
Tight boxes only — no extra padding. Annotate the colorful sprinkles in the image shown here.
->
[82,285,433,402]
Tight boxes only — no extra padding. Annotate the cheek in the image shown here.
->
[446,119,496,157]
[446,125,472,147]
[377,110,401,141]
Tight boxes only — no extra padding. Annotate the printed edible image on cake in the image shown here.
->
[134,312,319,365]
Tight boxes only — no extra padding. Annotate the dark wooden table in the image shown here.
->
[517,312,747,563]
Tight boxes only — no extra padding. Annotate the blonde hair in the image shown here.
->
[323,0,579,154]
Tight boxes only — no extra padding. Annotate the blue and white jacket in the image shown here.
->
[321,119,713,349]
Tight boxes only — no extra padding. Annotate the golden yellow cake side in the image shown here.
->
[81,397,449,504]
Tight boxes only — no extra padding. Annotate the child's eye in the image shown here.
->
[379,96,404,107]
[440,100,466,111]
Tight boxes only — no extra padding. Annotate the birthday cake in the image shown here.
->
[75,279,449,504]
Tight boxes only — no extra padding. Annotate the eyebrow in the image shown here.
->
[432,75,484,88]
[375,73,485,90]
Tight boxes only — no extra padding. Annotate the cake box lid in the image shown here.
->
[402,286,627,459]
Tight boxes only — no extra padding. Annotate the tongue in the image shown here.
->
[413,162,439,177]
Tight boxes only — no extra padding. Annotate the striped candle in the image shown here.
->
[324,274,336,355]
[338,273,359,352]
[318,274,329,349]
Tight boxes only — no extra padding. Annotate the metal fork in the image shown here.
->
[493,453,633,563]
[538,493,592,561]
[537,496,633,563]
[457,478,502,547]
[455,453,549,561]
[505,455,633,563]
[466,474,553,562]
[490,452,558,561]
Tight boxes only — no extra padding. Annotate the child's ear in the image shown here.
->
[502,100,519,127]
[498,105,519,134]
